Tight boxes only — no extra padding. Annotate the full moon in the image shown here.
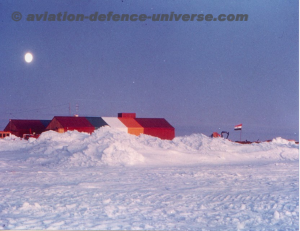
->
[24,52,33,63]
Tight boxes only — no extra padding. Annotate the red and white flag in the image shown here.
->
[234,124,242,130]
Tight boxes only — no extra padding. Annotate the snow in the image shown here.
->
[0,127,298,230]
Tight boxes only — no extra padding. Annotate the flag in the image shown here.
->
[234,124,242,130]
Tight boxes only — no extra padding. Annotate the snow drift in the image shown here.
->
[0,127,298,230]
[0,127,298,168]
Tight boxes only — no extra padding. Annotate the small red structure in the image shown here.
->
[118,113,136,118]
[211,132,221,138]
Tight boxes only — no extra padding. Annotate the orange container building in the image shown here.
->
[118,113,144,136]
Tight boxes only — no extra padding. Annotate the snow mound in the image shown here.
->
[0,127,298,168]
[25,128,146,167]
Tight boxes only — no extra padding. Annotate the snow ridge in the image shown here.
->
[0,127,298,168]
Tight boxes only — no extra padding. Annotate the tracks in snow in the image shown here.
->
[0,162,298,230]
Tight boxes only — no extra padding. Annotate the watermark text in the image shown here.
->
[12,11,248,22]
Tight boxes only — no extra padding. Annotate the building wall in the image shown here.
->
[135,118,175,140]
[143,127,175,140]
[0,131,11,138]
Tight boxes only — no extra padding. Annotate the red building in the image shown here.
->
[46,116,96,134]
[4,113,175,140]
[4,119,51,137]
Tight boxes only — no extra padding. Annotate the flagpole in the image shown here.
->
[240,129,242,141]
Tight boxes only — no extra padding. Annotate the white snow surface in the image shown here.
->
[0,127,298,230]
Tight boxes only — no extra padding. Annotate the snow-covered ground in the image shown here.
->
[0,127,298,230]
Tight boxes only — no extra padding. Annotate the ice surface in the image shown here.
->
[0,127,298,230]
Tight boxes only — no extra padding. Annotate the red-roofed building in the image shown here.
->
[4,119,51,137]
[46,116,95,134]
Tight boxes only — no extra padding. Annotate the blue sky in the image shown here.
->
[0,0,298,141]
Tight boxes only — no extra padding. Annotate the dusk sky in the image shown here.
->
[0,0,298,141]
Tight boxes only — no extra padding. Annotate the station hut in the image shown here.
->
[46,116,97,134]
[4,119,51,137]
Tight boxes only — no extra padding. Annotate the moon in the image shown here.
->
[24,52,33,63]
